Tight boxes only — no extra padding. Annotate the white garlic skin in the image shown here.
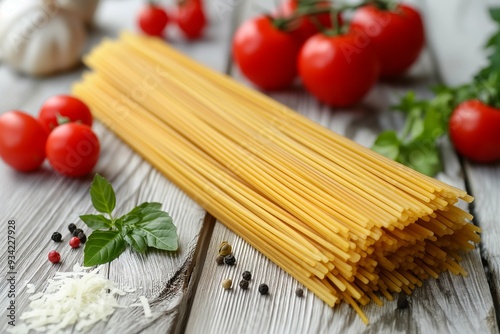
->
[57,0,100,24]
[0,0,87,76]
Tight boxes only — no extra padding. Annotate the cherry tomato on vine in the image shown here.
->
[350,4,425,77]
[38,95,93,133]
[0,111,48,172]
[46,123,100,177]
[449,100,500,163]
[233,16,301,90]
[138,4,169,37]
[176,0,207,40]
[298,32,379,107]
[276,0,342,45]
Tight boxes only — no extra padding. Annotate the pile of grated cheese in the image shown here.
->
[9,264,150,334]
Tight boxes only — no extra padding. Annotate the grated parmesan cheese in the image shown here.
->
[139,296,152,318]
[9,265,129,334]
[25,283,36,294]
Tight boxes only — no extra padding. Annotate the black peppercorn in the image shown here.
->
[258,283,269,295]
[224,254,236,266]
[215,255,224,265]
[77,232,87,244]
[68,223,77,234]
[72,228,83,237]
[242,271,251,281]
[51,232,62,242]
[239,280,249,290]
[295,288,304,297]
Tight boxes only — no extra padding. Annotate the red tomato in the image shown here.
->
[176,0,207,40]
[276,0,341,44]
[39,95,93,133]
[298,33,379,107]
[350,4,425,77]
[0,111,47,172]
[449,100,500,163]
[233,16,300,90]
[46,123,100,177]
[138,5,169,37]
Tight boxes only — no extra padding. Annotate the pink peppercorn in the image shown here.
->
[69,236,81,249]
[48,250,61,264]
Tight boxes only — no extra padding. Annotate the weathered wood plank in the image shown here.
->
[0,0,233,332]
[186,0,496,333]
[421,0,500,327]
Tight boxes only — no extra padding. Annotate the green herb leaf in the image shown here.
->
[83,230,126,267]
[121,202,178,251]
[398,142,442,177]
[79,214,113,230]
[90,174,116,216]
[82,176,178,266]
[124,230,148,253]
[372,131,400,160]
[490,7,500,22]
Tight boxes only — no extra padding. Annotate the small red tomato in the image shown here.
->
[350,4,425,77]
[449,100,500,163]
[298,32,379,107]
[176,0,207,40]
[39,95,93,133]
[233,16,301,90]
[0,111,48,172]
[276,0,341,45]
[46,123,100,177]
[138,5,169,37]
[48,250,61,264]
[69,236,81,249]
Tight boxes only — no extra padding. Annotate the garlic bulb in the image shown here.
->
[0,0,87,76]
[57,0,100,24]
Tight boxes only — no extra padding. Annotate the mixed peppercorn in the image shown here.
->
[216,241,304,299]
[48,223,88,264]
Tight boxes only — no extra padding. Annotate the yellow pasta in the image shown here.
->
[72,33,481,324]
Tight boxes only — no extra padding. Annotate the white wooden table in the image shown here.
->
[1,0,499,333]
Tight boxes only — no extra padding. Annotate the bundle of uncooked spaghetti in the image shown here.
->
[73,33,480,324]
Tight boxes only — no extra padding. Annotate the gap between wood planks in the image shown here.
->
[173,213,217,334]
[418,0,500,330]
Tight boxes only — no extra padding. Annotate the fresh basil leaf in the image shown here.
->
[84,230,126,267]
[391,91,417,113]
[121,213,141,226]
[130,202,163,212]
[138,212,178,251]
[79,214,113,230]
[418,106,446,141]
[90,174,116,216]
[399,142,442,177]
[372,131,400,160]
[115,217,124,235]
[124,230,148,253]
[490,7,500,23]
[408,116,425,140]
[120,202,178,251]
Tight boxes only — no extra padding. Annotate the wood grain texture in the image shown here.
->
[186,0,497,333]
[0,0,233,332]
[421,0,500,327]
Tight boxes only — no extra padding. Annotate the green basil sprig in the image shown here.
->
[81,174,178,266]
